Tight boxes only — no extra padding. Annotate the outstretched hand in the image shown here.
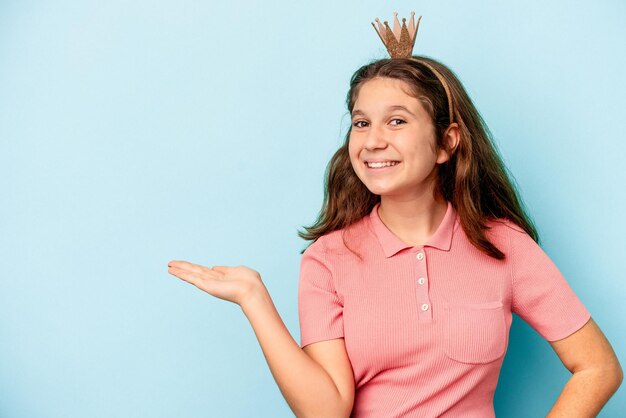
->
[167,260,265,307]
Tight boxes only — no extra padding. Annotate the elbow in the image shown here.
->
[296,397,352,418]
[613,362,623,390]
[302,403,352,418]
[298,410,350,418]
[602,359,623,393]
[574,360,623,395]
[611,353,623,390]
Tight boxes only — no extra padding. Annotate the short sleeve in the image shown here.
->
[508,222,591,342]
[297,241,344,348]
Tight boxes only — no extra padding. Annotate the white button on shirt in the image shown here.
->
[421,303,429,311]
[418,277,426,285]
[416,252,424,260]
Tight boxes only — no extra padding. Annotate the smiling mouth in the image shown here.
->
[365,161,400,168]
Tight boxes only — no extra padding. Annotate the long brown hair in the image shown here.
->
[298,55,538,260]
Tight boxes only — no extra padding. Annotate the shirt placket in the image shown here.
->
[414,247,432,322]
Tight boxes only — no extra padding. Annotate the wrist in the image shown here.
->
[240,283,271,314]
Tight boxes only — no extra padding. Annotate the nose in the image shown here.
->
[363,124,388,151]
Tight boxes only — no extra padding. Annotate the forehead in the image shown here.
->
[353,77,423,114]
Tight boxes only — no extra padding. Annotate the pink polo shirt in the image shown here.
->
[298,200,591,417]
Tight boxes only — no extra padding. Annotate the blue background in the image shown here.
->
[1,0,624,417]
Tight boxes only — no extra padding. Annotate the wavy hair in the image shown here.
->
[298,55,538,260]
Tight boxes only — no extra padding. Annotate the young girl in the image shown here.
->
[167,12,622,418]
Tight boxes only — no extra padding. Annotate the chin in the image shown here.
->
[364,185,397,196]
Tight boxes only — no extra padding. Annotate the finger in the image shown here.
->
[169,267,224,296]
[169,267,204,287]
[169,265,220,281]
[170,260,213,275]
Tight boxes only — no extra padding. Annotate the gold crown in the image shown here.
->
[371,11,422,59]
[370,12,455,124]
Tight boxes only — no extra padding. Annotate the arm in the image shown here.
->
[546,317,623,417]
[241,287,355,418]
[505,224,623,415]
[167,261,354,418]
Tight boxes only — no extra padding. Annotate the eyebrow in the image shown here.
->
[352,105,417,118]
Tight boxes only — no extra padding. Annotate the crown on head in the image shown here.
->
[371,11,422,59]
[369,11,455,124]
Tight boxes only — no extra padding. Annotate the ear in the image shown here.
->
[436,123,460,164]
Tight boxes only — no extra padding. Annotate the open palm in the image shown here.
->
[167,260,264,307]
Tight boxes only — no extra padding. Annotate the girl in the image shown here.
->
[167,13,622,418]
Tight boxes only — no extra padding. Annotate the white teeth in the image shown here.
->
[366,161,399,168]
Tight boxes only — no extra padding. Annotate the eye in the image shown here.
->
[352,118,406,129]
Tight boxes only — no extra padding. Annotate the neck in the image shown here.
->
[377,195,449,247]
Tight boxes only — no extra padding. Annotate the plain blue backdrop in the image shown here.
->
[1,0,624,417]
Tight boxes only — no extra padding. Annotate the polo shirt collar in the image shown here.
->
[368,200,458,257]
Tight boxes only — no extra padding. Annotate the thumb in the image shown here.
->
[211,265,229,272]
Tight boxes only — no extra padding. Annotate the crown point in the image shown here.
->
[371,12,423,59]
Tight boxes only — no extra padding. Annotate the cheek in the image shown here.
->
[428,138,439,156]
[412,138,439,161]
[348,139,359,162]
[349,153,361,173]
[347,142,364,174]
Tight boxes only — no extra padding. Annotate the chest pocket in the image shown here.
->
[442,300,506,364]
